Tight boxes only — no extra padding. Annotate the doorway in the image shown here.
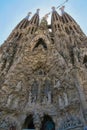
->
[22,115,35,130]
[40,115,55,130]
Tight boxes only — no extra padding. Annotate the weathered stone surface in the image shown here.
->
[0,9,87,130]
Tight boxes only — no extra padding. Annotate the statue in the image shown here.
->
[54,80,60,88]
[63,92,68,106]
[15,81,22,91]
[28,91,32,104]
[59,95,64,108]
[6,95,13,107]
[42,95,47,104]
[47,91,51,104]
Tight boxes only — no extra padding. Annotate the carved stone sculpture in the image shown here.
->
[0,6,86,130]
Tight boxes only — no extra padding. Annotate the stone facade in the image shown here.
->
[0,8,87,130]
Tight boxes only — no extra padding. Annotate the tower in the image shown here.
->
[0,6,87,130]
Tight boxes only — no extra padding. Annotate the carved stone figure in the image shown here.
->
[6,95,13,107]
[28,91,32,104]
[15,81,22,91]
[63,92,68,106]
[54,80,61,88]
[59,95,64,109]
[47,91,51,104]
[42,95,48,104]
[0,6,86,130]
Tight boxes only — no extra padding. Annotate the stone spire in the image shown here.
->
[51,6,63,33]
[27,9,40,35]
[60,6,85,36]
[6,12,32,42]
[0,7,87,130]
[29,9,40,25]
[15,12,32,29]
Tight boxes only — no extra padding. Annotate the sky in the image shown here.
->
[0,0,87,45]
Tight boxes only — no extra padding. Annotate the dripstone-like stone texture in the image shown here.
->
[0,9,87,130]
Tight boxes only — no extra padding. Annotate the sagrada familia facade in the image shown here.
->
[0,6,87,130]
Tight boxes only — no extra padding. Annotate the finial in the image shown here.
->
[52,6,56,12]
[36,8,40,15]
[60,6,65,15]
[43,13,50,20]
[25,12,32,20]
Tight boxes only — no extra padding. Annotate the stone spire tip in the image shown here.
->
[36,9,40,15]
[59,6,65,15]
[52,6,56,12]
[25,12,32,20]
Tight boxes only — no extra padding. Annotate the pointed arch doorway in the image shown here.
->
[40,115,55,130]
[22,115,35,130]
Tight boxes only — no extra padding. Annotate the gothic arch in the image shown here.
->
[22,115,35,129]
[33,38,47,51]
[59,116,83,130]
[30,35,50,51]
[40,115,55,130]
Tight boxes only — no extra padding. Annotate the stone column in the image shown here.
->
[52,116,57,130]
[33,112,41,130]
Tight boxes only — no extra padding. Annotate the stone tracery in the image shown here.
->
[0,5,87,130]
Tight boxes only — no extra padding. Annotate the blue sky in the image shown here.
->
[0,0,87,45]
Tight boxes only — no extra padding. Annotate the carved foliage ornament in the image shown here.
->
[0,117,17,130]
[59,116,83,130]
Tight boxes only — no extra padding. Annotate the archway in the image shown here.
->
[33,38,47,51]
[22,115,35,130]
[40,115,55,130]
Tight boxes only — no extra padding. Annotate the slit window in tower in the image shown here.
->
[55,24,57,31]
[31,27,34,34]
[19,20,26,29]
[54,14,56,21]
[62,17,65,24]
[69,26,74,33]
[68,15,72,22]
[65,27,70,34]
[28,27,31,33]
[17,34,22,40]
[57,24,60,29]
[23,21,28,28]
[53,14,55,21]
[14,32,19,38]
[69,26,73,31]
[73,25,79,33]
[55,13,58,20]
[34,17,37,24]
[65,15,68,23]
